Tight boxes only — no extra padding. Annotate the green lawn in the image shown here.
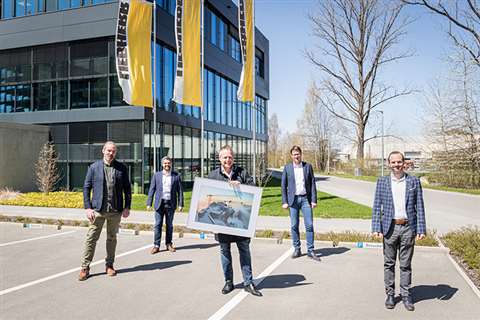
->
[2,186,372,219]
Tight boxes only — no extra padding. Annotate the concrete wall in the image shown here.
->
[0,122,50,192]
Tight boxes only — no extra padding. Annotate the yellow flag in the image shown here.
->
[237,0,255,102]
[173,0,202,107]
[115,0,153,107]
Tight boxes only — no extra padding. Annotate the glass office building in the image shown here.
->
[0,0,269,192]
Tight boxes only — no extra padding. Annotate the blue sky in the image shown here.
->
[255,0,452,138]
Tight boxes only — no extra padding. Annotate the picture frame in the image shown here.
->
[186,177,263,238]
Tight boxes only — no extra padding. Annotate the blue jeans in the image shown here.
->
[219,239,253,286]
[289,195,314,253]
[153,200,174,247]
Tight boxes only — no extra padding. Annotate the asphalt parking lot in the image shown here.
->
[1,222,479,320]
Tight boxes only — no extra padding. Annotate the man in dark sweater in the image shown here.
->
[208,145,262,297]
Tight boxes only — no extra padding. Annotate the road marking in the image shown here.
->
[208,247,294,320]
[0,244,151,296]
[0,231,76,247]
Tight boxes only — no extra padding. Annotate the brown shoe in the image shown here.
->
[106,266,117,277]
[78,267,89,281]
[150,247,160,254]
[167,244,176,252]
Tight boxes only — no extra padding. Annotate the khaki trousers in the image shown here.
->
[81,211,122,268]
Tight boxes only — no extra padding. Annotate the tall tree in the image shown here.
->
[35,142,61,193]
[268,113,281,167]
[306,0,412,173]
[297,83,336,171]
[403,0,480,66]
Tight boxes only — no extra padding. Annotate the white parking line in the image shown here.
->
[0,231,76,247]
[0,244,151,296]
[208,247,294,320]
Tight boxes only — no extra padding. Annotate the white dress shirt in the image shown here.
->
[162,171,172,200]
[293,162,307,196]
[391,174,407,219]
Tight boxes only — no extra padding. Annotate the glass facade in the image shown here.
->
[1,2,269,193]
[1,0,115,19]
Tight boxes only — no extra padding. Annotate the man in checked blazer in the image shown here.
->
[372,151,426,312]
[147,156,184,254]
[281,145,321,261]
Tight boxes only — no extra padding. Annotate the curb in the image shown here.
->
[435,235,480,300]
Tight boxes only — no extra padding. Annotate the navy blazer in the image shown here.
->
[371,174,426,235]
[83,160,132,212]
[281,162,317,206]
[146,171,184,211]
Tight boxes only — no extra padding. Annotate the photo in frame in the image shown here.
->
[186,177,263,238]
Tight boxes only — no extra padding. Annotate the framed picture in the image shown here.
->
[186,177,263,238]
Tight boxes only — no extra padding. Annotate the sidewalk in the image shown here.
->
[0,205,371,233]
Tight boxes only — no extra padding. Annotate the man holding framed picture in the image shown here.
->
[208,145,262,297]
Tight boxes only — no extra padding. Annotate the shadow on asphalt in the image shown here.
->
[117,260,192,274]
[313,247,350,257]
[257,274,312,289]
[175,243,218,251]
[412,284,459,302]
[315,177,330,181]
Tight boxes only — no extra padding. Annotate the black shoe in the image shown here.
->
[307,252,321,261]
[244,284,262,297]
[292,248,302,259]
[385,294,395,309]
[221,280,234,294]
[402,296,414,311]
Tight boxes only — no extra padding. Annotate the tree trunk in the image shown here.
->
[355,125,365,175]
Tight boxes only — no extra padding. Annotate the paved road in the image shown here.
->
[271,170,480,234]
[1,222,479,320]
[314,175,480,235]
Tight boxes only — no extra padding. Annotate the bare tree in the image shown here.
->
[297,82,337,171]
[268,113,282,168]
[35,142,61,193]
[403,0,480,66]
[306,0,413,173]
[423,52,480,188]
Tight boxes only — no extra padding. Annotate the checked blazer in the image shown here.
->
[371,174,426,235]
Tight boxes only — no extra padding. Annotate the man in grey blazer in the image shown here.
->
[281,145,320,261]
[147,156,184,254]
[79,141,131,281]
[372,151,426,311]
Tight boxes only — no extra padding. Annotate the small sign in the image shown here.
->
[118,228,138,235]
[23,223,43,229]
[356,242,383,249]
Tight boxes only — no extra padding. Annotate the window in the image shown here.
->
[71,39,108,76]
[214,74,220,123]
[229,35,241,62]
[2,0,13,18]
[163,48,174,111]
[15,0,26,17]
[90,77,107,108]
[71,79,89,109]
[33,82,51,111]
[110,76,124,107]
[207,70,214,122]
[255,49,265,78]
[15,84,31,112]
[45,0,55,11]
[53,80,67,110]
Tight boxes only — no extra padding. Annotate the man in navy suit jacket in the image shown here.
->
[79,141,131,281]
[147,156,184,254]
[281,145,320,261]
[372,151,426,311]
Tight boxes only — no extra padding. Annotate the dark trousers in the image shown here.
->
[383,223,415,297]
[219,239,253,286]
[153,200,175,247]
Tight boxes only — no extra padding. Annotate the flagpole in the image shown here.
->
[200,0,205,178]
[152,0,157,174]
[252,0,256,185]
